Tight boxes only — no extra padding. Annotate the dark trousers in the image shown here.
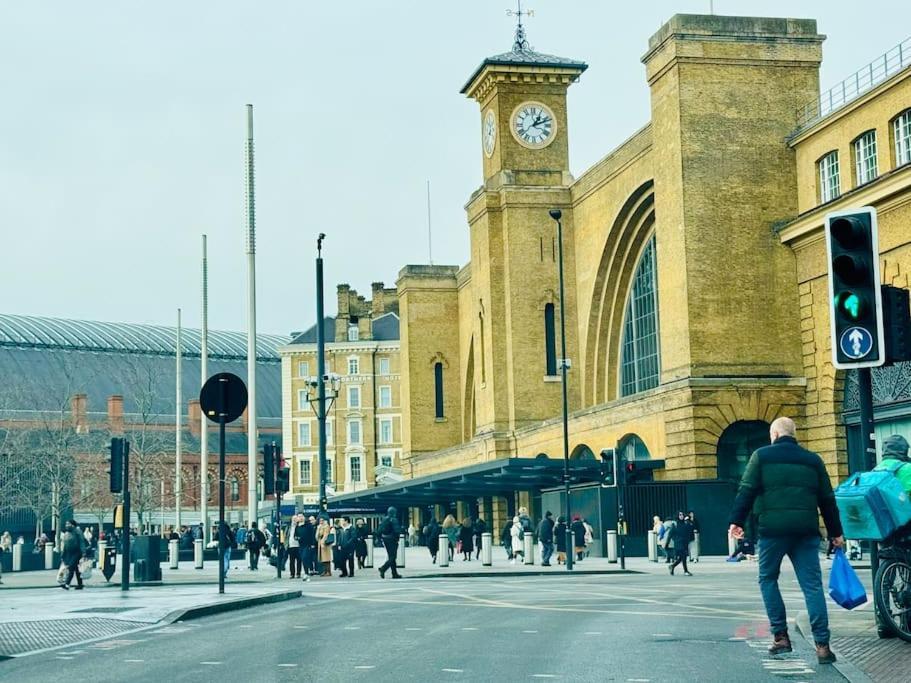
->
[541,541,554,565]
[339,551,355,577]
[379,540,401,577]
[301,546,315,575]
[249,547,261,570]
[671,547,690,573]
[288,547,301,577]
[65,561,83,587]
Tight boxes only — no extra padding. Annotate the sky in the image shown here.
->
[2,1,910,337]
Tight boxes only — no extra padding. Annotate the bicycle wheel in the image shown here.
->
[874,558,911,643]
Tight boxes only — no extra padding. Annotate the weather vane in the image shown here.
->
[506,0,533,51]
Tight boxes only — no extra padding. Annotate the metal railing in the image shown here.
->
[796,36,911,131]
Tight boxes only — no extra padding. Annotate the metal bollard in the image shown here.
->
[169,539,179,569]
[12,543,22,571]
[481,532,492,566]
[97,540,107,568]
[647,530,658,562]
[194,538,204,569]
[45,543,55,569]
[523,532,534,565]
[690,531,700,562]
[606,530,618,563]
[728,533,737,558]
[365,537,374,568]
[397,534,406,568]
[438,534,449,567]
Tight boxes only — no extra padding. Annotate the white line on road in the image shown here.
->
[522,630,538,633]
[461,627,478,631]
[627,679,651,682]
[405,627,422,631]
[584,631,602,635]
[343,626,361,630]
[652,633,672,637]
[277,664,298,668]
[200,661,222,665]
[531,675,558,679]
[355,665,376,670]
[293,625,308,629]
[239,624,252,629]
[442,669,464,673]
[55,656,74,660]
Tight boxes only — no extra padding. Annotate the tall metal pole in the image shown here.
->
[244,104,259,527]
[858,367,881,619]
[175,308,182,531]
[121,440,131,592]
[218,380,227,595]
[316,234,328,517]
[200,235,209,544]
[550,209,573,571]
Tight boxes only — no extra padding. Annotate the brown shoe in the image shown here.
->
[815,643,836,664]
[768,631,792,655]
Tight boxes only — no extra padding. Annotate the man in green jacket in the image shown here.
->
[729,416,844,665]
[874,434,911,493]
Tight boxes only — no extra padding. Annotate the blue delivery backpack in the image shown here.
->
[835,460,911,541]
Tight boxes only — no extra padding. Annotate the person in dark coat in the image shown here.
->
[501,518,514,560]
[554,516,568,565]
[298,515,317,577]
[378,507,402,579]
[537,511,555,566]
[60,520,86,590]
[246,522,266,571]
[179,527,194,551]
[473,518,486,560]
[354,518,369,569]
[425,518,440,563]
[669,511,694,576]
[570,515,586,562]
[458,518,474,561]
[218,521,234,580]
[336,517,357,578]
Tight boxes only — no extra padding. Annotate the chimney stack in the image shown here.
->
[107,395,124,433]
[71,393,88,433]
[188,399,201,436]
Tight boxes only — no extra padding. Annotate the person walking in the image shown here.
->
[502,517,514,561]
[458,518,474,561]
[662,514,676,563]
[510,515,524,564]
[353,518,369,569]
[316,517,334,577]
[729,416,843,665]
[60,520,86,590]
[442,515,459,562]
[218,521,234,580]
[246,522,265,571]
[287,514,302,579]
[473,517,486,560]
[582,517,594,557]
[377,507,402,579]
[687,511,700,561]
[425,518,440,564]
[554,516,568,565]
[337,517,356,578]
[298,515,317,578]
[570,515,586,562]
[537,511,555,566]
[668,511,694,576]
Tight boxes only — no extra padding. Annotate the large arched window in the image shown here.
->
[618,434,650,462]
[544,303,557,376]
[620,235,659,397]
[716,420,770,482]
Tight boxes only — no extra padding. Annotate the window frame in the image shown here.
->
[348,454,363,483]
[298,458,312,486]
[894,109,911,167]
[347,325,359,342]
[297,389,308,412]
[434,362,444,419]
[347,385,361,409]
[853,129,878,186]
[297,421,311,447]
[378,385,392,408]
[619,235,661,398]
[378,357,391,375]
[325,419,334,446]
[347,356,360,375]
[544,302,557,376]
[347,418,362,445]
[818,150,841,204]
[297,360,310,378]
[379,417,393,445]
[380,454,394,468]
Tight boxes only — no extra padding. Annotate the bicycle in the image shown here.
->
[873,530,911,642]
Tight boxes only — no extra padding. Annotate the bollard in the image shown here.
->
[438,534,449,567]
[647,530,658,562]
[169,539,179,569]
[690,531,700,562]
[728,533,737,558]
[97,540,107,568]
[481,532,492,566]
[45,543,55,569]
[397,534,406,568]
[523,531,534,565]
[365,537,374,568]
[607,530,618,563]
[12,543,22,571]
[194,538,204,569]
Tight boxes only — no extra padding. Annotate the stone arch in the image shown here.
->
[716,420,770,482]
[584,180,656,406]
[570,444,595,460]
[535,452,550,459]
[617,433,651,461]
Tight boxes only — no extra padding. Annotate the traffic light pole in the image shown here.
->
[218,378,227,595]
[316,234,328,519]
[121,440,131,592]
[858,367,883,626]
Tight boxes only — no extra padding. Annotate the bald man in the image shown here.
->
[729,416,844,665]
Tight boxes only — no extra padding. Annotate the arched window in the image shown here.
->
[434,362,444,419]
[716,421,770,482]
[620,236,660,397]
[544,303,557,376]
[230,476,240,502]
[570,444,595,460]
[618,434,650,462]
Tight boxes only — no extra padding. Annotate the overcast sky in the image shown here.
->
[3,1,909,337]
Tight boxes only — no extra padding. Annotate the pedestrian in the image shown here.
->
[424,517,440,563]
[458,518,474,561]
[354,518,369,569]
[687,511,700,561]
[235,523,247,549]
[537,511,555,566]
[218,521,234,580]
[246,521,265,570]
[473,517,486,560]
[287,514,302,579]
[180,526,194,551]
[442,514,459,561]
[729,416,843,665]
[316,517,334,577]
[554,516,568,564]
[570,515,586,562]
[377,507,403,579]
[582,517,594,557]
[60,520,86,590]
[1,530,11,553]
[502,517,514,561]
[652,515,665,559]
[408,522,417,547]
[668,511,694,576]
[83,526,94,549]
[662,514,676,563]
[34,533,47,554]
[518,507,533,536]
[510,515,525,564]
[337,517,356,578]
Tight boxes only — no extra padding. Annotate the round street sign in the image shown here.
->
[839,326,874,360]
[199,372,248,423]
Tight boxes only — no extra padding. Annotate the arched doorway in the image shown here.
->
[570,444,596,460]
[618,434,650,461]
[716,420,770,482]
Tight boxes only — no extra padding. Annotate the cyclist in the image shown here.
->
[874,434,911,493]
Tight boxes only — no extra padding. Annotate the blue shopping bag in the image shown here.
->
[828,548,867,609]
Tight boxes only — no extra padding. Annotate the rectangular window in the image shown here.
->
[434,362,444,419]
[896,110,911,167]
[297,421,311,447]
[297,361,309,378]
[378,357,390,375]
[348,385,360,409]
[326,419,334,446]
[544,303,557,376]
[324,458,333,485]
[298,459,312,486]
[379,385,392,408]
[298,389,308,411]
[348,419,362,444]
[348,357,359,375]
[380,454,393,468]
[818,151,840,203]
[854,131,878,185]
[348,325,359,341]
[379,417,393,444]
[349,455,362,483]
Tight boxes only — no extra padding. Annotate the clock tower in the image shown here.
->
[459,23,587,437]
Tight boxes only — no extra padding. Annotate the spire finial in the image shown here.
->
[506,1,533,51]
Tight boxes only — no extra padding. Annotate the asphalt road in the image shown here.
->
[0,564,847,682]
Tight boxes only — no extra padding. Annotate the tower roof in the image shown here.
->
[460,46,587,95]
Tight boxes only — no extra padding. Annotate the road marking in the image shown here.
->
[522,630,538,633]
[652,633,672,637]
[239,624,252,629]
[124,659,144,663]
[354,665,375,670]
[461,627,478,631]
[584,631,602,635]
[627,679,651,682]
[405,627,422,631]
[441,669,464,673]
[56,656,74,660]
[343,626,361,630]
[278,664,297,668]
[200,661,222,665]
[531,675,558,679]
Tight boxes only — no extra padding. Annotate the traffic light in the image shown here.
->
[276,446,290,494]
[619,458,666,485]
[882,285,911,364]
[263,443,275,495]
[109,437,123,493]
[824,208,885,369]
[599,448,618,487]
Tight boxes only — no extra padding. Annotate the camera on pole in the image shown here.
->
[824,207,885,369]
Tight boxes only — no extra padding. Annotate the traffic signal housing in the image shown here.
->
[619,457,666,485]
[276,460,290,494]
[824,207,885,369]
[882,285,911,364]
[599,448,618,487]
[263,443,275,495]
[109,437,124,493]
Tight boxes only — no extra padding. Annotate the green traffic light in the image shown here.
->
[835,291,865,321]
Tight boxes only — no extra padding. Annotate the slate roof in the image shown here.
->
[290,317,337,344]
[460,46,587,94]
[289,313,399,345]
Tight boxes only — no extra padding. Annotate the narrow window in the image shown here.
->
[348,357,359,375]
[325,419,333,446]
[298,361,309,378]
[378,357,390,375]
[349,456,362,483]
[324,458,333,485]
[348,419,361,444]
[299,459,312,485]
[347,325,359,341]
[544,303,557,376]
[539,236,544,262]
[379,417,393,444]
[297,421,311,447]
[854,130,878,185]
[620,236,660,397]
[348,385,360,409]
[479,314,487,384]
[818,151,840,203]
[379,385,392,408]
[434,362,444,419]
[230,477,239,502]
[297,390,307,411]
[895,110,911,167]
[380,454,393,468]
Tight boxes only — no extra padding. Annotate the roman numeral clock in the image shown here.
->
[510,101,556,149]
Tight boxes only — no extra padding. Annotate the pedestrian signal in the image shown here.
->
[109,437,124,493]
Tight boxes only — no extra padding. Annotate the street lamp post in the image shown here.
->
[549,208,573,572]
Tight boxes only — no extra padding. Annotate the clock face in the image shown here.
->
[483,109,496,158]
[511,101,557,149]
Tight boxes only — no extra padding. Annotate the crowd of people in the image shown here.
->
[652,511,698,575]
